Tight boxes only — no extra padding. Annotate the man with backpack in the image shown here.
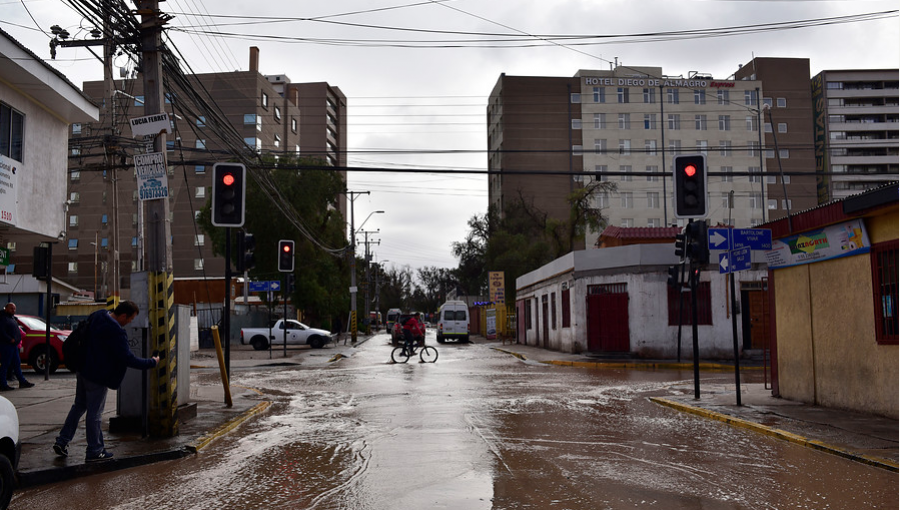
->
[52,300,159,462]
[0,302,34,391]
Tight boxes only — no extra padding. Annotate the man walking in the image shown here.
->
[53,301,158,462]
[0,303,34,391]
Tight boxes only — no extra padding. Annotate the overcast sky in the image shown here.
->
[4,0,898,276]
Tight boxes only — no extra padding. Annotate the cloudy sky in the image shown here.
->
[3,0,898,275]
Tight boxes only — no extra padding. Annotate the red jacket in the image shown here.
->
[403,317,424,337]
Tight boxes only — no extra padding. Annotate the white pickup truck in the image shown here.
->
[240,320,333,350]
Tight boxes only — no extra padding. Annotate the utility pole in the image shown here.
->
[138,0,177,438]
[360,230,380,333]
[343,190,369,343]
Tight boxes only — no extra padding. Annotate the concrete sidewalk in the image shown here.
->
[483,338,898,472]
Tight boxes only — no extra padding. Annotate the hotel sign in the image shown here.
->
[584,77,735,88]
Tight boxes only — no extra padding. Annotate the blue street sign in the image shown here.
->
[249,280,281,292]
[709,228,730,250]
[732,228,772,251]
[719,247,752,274]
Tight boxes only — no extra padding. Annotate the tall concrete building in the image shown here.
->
[810,69,899,202]
[489,66,769,249]
[14,47,347,303]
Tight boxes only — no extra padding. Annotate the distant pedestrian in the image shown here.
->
[52,301,159,462]
[0,303,34,391]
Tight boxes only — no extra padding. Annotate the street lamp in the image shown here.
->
[350,210,383,342]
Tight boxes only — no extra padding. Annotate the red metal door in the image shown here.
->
[586,294,603,351]
[586,286,630,353]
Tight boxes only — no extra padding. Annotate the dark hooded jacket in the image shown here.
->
[81,310,156,389]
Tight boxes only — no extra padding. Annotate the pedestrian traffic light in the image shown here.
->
[673,154,708,219]
[211,163,246,227]
[235,231,255,272]
[667,265,681,288]
[674,227,688,260]
[278,239,295,272]
[686,221,710,265]
[32,245,49,279]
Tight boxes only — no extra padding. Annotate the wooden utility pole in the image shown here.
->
[138,0,178,438]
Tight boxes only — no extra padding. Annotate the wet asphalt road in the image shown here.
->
[11,333,898,509]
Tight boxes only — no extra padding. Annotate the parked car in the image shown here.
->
[17,315,72,374]
[437,301,470,343]
[240,319,332,350]
[385,308,402,331]
[390,313,425,346]
[0,395,19,509]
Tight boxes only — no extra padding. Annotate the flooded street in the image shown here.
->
[12,334,897,509]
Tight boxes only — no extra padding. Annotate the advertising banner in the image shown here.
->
[486,308,497,340]
[489,271,505,304]
[0,154,19,227]
[765,219,870,269]
[134,152,170,201]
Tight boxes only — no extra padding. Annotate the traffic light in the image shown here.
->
[286,273,295,293]
[686,221,710,265]
[667,265,681,289]
[211,163,246,227]
[32,246,49,279]
[278,239,295,272]
[235,231,255,272]
[673,154,708,219]
[674,227,688,260]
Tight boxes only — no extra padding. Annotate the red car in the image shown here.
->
[16,315,72,374]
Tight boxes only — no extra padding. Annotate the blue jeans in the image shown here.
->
[0,343,26,387]
[56,373,109,456]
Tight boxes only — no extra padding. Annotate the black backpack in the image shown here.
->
[62,317,92,372]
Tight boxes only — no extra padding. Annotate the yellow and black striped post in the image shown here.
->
[148,271,178,437]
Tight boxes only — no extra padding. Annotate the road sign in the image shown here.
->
[732,228,772,251]
[719,247,751,274]
[0,247,8,266]
[249,280,281,292]
[708,228,730,250]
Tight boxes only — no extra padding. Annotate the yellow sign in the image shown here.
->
[489,271,505,304]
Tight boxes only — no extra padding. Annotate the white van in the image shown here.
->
[437,301,469,343]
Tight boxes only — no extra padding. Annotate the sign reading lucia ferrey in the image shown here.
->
[584,77,736,88]
[134,152,170,201]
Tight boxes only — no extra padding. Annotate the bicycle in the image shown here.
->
[391,342,438,364]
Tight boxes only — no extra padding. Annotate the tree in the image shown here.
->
[199,155,349,328]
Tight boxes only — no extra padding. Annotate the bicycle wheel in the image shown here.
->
[419,346,438,363]
[391,346,410,364]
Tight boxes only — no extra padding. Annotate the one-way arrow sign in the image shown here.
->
[709,229,729,250]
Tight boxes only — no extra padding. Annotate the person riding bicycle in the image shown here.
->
[402,314,422,353]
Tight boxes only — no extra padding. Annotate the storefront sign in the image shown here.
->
[765,219,870,269]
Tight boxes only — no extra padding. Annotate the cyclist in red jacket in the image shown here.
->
[402,315,423,352]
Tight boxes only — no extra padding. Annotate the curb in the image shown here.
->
[491,347,761,372]
[185,401,272,453]
[650,397,899,473]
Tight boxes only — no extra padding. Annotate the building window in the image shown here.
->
[778,123,788,133]
[667,114,681,130]
[195,165,206,174]
[620,218,634,228]
[274,134,281,148]
[570,93,581,103]
[592,87,605,103]
[561,287,571,328]
[0,102,25,162]
[717,90,730,105]
[595,165,608,182]
[643,114,656,130]
[779,149,789,159]
[244,137,261,151]
[131,237,138,248]
[618,140,631,155]
[70,170,81,181]
[647,192,660,208]
[195,235,205,246]
[696,140,708,155]
[618,114,630,130]
[69,192,80,204]
[695,114,707,131]
[780,199,793,210]
[645,139,657,156]
[669,140,681,153]
[69,215,78,227]
[593,113,606,129]
[621,192,633,209]
[749,192,762,209]
[694,89,706,105]
[195,187,205,198]
[646,165,659,182]
[196,116,206,127]
[196,139,206,150]
[643,88,655,104]
[744,90,757,106]
[620,165,632,181]
[291,117,298,133]
[274,106,281,121]
[243,114,256,125]
[719,140,732,157]
[261,92,269,109]
[871,240,898,344]
[721,166,733,182]
[571,119,582,130]
[68,239,78,250]
[763,97,773,108]
[746,116,758,132]
[617,87,630,103]
[68,262,78,274]
[667,88,679,104]
[101,214,108,226]
[594,139,607,154]
[747,141,759,157]
[133,95,144,106]
[551,292,557,330]
[194,259,204,271]
[572,145,583,156]
[776,97,787,108]
[718,115,731,131]
[647,218,661,227]
[668,282,712,325]
[597,191,609,208]
[72,123,82,135]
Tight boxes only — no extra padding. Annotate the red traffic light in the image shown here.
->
[282,244,292,253]
[683,164,697,177]
[222,173,235,186]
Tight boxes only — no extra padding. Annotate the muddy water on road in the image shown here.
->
[11,338,897,509]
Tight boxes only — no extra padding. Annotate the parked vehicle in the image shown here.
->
[437,301,469,343]
[390,313,425,346]
[385,308,401,330]
[17,315,72,374]
[240,320,332,350]
[0,395,19,509]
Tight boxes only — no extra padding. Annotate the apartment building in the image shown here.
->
[488,65,769,249]
[810,69,899,202]
[13,47,346,302]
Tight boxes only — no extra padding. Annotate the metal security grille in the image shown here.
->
[588,283,627,295]
[871,240,898,344]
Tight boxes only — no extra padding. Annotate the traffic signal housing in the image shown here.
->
[686,221,710,265]
[278,239,295,272]
[211,163,246,227]
[667,265,681,289]
[673,154,708,219]
[235,232,255,272]
[674,228,688,260]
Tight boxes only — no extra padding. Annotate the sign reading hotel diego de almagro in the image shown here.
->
[583,77,736,88]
